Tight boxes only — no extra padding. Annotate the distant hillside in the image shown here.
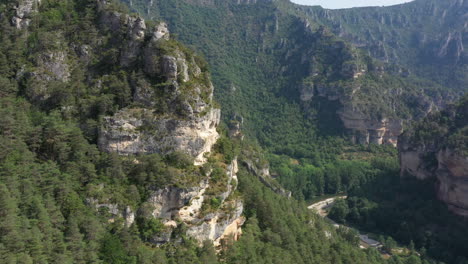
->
[301,0,467,92]
[123,0,459,154]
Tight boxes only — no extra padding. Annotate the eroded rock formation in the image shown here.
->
[339,108,403,146]
[11,0,40,29]
[145,159,243,246]
[99,107,220,165]
[97,4,220,165]
[399,98,468,217]
[94,2,243,245]
[400,141,468,217]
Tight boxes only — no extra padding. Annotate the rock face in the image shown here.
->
[146,159,244,246]
[120,17,146,67]
[338,108,403,146]
[86,198,135,227]
[24,50,71,102]
[97,5,220,165]
[302,0,467,95]
[99,107,220,165]
[243,158,291,198]
[300,77,405,146]
[11,0,40,29]
[400,143,468,217]
[94,2,243,244]
[186,200,244,247]
[399,97,468,217]
[436,149,468,217]
[294,22,421,146]
[36,51,71,82]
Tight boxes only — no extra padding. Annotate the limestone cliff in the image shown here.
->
[153,158,243,246]
[92,1,243,245]
[296,21,447,146]
[301,0,467,91]
[338,107,403,146]
[99,107,220,165]
[96,1,220,165]
[399,96,468,217]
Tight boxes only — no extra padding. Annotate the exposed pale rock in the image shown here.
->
[243,159,292,198]
[25,51,70,102]
[300,82,314,102]
[162,55,178,79]
[437,32,464,63]
[228,115,244,140]
[99,107,220,165]
[148,180,210,220]
[399,132,468,217]
[86,198,135,227]
[399,151,434,180]
[301,74,405,146]
[143,50,190,83]
[151,22,170,41]
[120,17,146,67]
[186,200,244,246]
[37,51,70,82]
[219,159,239,201]
[11,0,40,29]
[436,149,468,217]
[144,159,243,245]
[338,107,403,146]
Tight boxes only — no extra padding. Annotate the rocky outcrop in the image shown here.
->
[243,159,292,198]
[228,114,244,140]
[151,22,170,41]
[98,107,220,165]
[400,143,468,217]
[399,97,468,217]
[301,80,405,146]
[36,51,71,82]
[338,107,403,146]
[296,20,413,146]
[437,32,465,63]
[186,200,244,247]
[86,198,135,227]
[399,137,439,180]
[24,50,71,102]
[120,17,146,67]
[302,0,467,92]
[92,1,243,246]
[11,0,40,29]
[97,8,219,165]
[145,159,243,245]
[436,149,468,217]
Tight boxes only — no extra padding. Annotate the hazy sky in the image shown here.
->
[290,0,414,9]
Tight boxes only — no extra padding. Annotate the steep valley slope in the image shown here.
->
[0,0,427,263]
[122,0,464,149]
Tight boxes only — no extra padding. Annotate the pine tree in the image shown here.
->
[0,184,24,253]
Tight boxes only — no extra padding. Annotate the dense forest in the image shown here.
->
[0,0,466,263]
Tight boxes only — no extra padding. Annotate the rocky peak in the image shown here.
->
[96,5,220,165]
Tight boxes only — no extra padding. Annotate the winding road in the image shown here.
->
[308,196,382,249]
